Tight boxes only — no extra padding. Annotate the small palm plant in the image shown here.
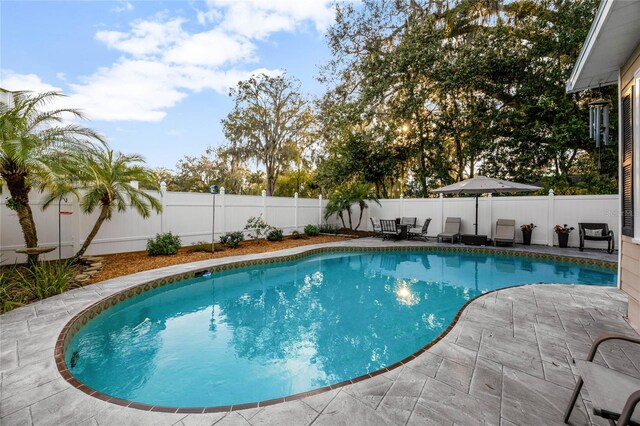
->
[47,144,162,259]
[349,183,380,231]
[324,187,352,229]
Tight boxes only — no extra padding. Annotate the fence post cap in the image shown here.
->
[261,189,267,197]
[548,189,554,195]
[220,187,226,195]
[294,192,298,198]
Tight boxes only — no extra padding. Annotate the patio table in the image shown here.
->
[461,234,488,246]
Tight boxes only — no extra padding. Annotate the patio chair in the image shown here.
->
[493,219,516,247]
[370,217,382,237]
[437,217,461,243]
[409,218,431,241]
[380,219,401,240]
[401,217,417,227]
[579,223,614,254]
[564,333,640,426]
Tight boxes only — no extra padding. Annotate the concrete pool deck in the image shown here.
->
[1,240,637,425]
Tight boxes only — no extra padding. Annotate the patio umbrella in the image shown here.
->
[431,176,542,235]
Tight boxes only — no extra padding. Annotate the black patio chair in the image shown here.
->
[564,333,640,426]
[579,223,614,254]
[380,219,401,240]
[370,217,382,237]
[408,218,431,241]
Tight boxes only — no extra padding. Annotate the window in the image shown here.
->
[621,86,634,237]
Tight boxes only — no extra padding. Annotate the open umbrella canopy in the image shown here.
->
[431,176,542,195]
[431,176,542,235]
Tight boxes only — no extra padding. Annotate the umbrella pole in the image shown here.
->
[475,194,479,235]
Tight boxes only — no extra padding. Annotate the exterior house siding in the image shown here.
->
[620,42,640,331]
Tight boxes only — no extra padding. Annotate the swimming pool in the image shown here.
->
[64,249,616,408]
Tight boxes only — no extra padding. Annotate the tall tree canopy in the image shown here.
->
[316,0,617,198]
[222,73,316,196]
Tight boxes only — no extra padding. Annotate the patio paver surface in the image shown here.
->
[0,240,636,426]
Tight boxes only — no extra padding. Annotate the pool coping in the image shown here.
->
[53,243,618,414]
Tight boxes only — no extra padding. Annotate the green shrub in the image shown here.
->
[244,215,269,239]
[187,242,225,253]
[266,227,284,241]
[290,230,308,240]
[219,231,245,248]
[147,232,181,256]
[16,261,75,300]
[304,224,320,236]
[318,223,340,234]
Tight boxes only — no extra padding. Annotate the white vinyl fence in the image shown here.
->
[0,184,619,265]
[366,191,619,250]
[0,185,331,264]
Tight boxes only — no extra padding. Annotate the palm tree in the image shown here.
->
[59,145,162,259]
[324,187,352,229]
[0,90,104,264]
[350,183,380,231]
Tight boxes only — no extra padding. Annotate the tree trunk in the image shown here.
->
[338,212,346,229]
[74,203,110,259]
[355,206,364,231]
[5,172,39,265]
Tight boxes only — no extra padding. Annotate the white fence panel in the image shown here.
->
[553,195,618,249]
[0,187,332,264]
[0,186,620,265]
[491,196,550,244]
[364,193,619,248]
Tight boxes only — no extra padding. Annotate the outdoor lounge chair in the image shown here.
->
[437,217,461,243]
[493,219,516,247]
[370,217,382,237]
[579,223,614,254]
[564,333,640,426]
[380,219,401,240]
[409,218,431,241]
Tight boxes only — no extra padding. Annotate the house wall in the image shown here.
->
[619,42,640,331]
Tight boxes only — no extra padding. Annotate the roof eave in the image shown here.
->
[566,0,615,93]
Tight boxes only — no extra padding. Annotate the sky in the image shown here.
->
[0,0,336,169]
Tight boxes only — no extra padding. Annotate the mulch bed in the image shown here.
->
[92,235,354,283]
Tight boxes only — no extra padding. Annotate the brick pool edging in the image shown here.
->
[53,245,617,414]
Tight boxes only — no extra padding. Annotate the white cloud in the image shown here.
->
[163,29,256,66]
[68,60,187,121]
[3,1,335,123]
[206,0,335,38]
[1,71,63,93]
[113,1,134,13]
[96,18,186,57]
[195,8,221,25]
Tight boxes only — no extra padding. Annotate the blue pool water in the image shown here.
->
[66,250,616,407]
